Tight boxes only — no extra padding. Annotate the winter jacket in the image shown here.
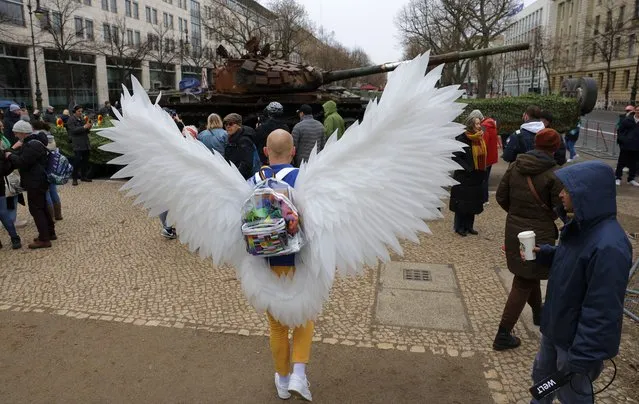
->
[617,116,639,151]
[254,117,289,165]
[197,128,228,155]
[503,121,567,166]
[481,117,499,166]
[0,139,14,197]
[496,150,563,280]
[292,115,325,166]
[322,101,345,140]
[2,111,21,146]
[6,132,49,190]
[536,161,632,374]
[66,114,91,151]
[449,133,485,215]
[225,125,256,180]
[617,112,633,131]
[43,111,57,124]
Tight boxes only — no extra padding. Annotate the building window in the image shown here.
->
[624,70,630,88]
[598,72,604,87]
[83,0,91,5]
[125,0,131,16]
[178,17,183,33]
[610,71,616,89]
[103,23,111,42]
[127,29,133,45]
[163,12,168,27]
[169,15,174,29]
[110,0,117,13]
[75,16,84,37]
[85,20,94,40]
[614,37,621,58]
[134,30,141,46]
[101,0,108,11]
[619,6,625,28]
[132,1,139,19]
[152,8,158,24]
[145,6,151,22]
[630,34,636,57]
[594,15,600,35]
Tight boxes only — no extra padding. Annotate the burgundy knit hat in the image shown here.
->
[535,128,561,153]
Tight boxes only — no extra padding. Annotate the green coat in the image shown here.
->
[322,101,345,140]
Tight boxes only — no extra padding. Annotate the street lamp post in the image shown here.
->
[26,0,45,111]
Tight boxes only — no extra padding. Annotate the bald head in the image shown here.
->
[265,129,295,164]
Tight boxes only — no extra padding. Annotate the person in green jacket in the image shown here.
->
[322,100,345,140]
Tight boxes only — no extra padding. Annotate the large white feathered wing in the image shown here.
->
[294,53,466,304]
[98,77,252,267]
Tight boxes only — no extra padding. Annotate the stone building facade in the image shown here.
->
[0,0,271,109]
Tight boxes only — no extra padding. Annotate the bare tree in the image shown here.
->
[462,0,516,98]
[267,0,314,60]
[148,23,178,88]
[202,0,272,57]
[396,0,478,86]
[535,27,561,93]
[91,15,152,94]
[38,0,87,105]
[581,0,634,108]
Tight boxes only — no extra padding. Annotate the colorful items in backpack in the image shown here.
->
[97,115,104,126]
[56,117,64,128]
[241,177,303,257]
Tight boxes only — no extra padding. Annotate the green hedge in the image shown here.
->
[456,95,580,134]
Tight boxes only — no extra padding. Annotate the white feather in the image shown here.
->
[102,53,467,328]
[295,52,466,287]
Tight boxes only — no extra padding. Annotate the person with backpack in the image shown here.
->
[223,113,260,179]
[197,113,228,155]
[32,121,66,221]
[4,120,56,248]
[247,129,313,401]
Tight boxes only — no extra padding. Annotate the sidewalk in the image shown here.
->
[0,311,490,404]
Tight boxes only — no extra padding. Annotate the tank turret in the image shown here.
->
[214,43,530,95]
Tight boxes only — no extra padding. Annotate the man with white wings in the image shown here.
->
[99,53,466,401]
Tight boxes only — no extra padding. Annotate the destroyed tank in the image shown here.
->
[154,42,532,128]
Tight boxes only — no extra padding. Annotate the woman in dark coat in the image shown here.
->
[493,128,564,351]
[449,116,486,236]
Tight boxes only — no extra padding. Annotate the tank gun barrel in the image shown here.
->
[321,43,530,84]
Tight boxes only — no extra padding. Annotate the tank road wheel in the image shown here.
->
[576,77,598,115]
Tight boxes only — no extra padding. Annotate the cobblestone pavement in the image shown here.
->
[1,168,638,404]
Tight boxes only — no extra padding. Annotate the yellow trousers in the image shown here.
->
[267,266,315,376]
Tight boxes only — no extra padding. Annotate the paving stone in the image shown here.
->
[0,180,635,403]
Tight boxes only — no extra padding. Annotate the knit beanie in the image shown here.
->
[535,128,561,153]
[12,120,33,134]
[467,109,484,121]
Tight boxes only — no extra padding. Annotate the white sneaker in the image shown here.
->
[573,154,579,159]
[567,159,573,163]
[630,180,639,187]
[616,179,621,186]
[288,373,312,401]
[274,373,291,400]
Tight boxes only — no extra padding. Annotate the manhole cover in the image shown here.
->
[403,268,431,281]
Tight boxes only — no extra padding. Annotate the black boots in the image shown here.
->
[532,306,542,326]
[493,326,521,351]
[11,236,21,249]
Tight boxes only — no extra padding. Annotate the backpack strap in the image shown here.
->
[526,176,557,220]
[275,167,296,180]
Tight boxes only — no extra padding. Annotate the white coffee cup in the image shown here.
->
[518,231,536,260]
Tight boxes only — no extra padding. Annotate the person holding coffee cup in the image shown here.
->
[493,128,564,351]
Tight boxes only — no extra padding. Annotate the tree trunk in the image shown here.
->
[631,53,639,104]
[476,56,489,99]
[604,60,611,109]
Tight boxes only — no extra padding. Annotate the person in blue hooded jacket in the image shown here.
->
[530,160,632,403]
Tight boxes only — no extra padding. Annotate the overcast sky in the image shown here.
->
[259,0,537,65]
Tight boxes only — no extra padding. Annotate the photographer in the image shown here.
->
[67,105,92,186]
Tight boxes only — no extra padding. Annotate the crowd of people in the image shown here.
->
[1,95,636,402]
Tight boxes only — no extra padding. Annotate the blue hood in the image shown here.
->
[555,161,616,223]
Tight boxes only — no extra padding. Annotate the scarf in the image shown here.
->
[466,131,487,171]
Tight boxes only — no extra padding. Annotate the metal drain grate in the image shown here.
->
[403,268,432,281]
